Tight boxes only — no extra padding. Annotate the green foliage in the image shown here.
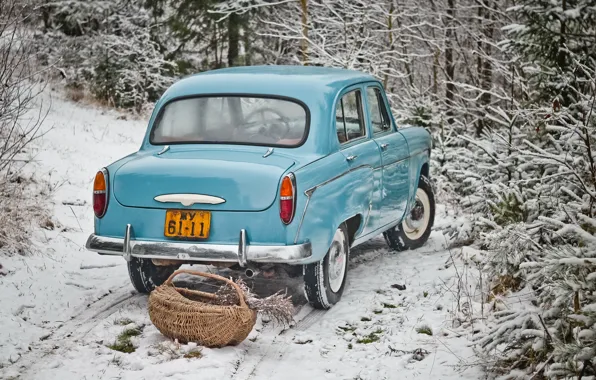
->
[415,325,433,336]
[147,0,249,70]
[504,0,596,105]
[356,329,383,344]
[402,105,433,128]
[489,193,527,226]
[107,327,142,353]
[338,325,356,333]
[114,318,134,326]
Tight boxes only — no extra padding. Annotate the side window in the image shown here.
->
[366,87,392,134]
[335,90,366,144]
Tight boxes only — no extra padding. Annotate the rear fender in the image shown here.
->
[408,151,430,202]
[294,157,373,263]
[398,127,431,213]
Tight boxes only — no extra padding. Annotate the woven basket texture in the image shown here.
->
[148,269,257,347]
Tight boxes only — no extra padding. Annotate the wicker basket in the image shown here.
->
[148,269,257,347]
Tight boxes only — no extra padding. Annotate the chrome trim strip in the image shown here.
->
[239,229,247,267]
[157,145,170,155]
[409,148,429,157]
[123,224,132,262]
[85,233,312,264]
[305,164,372,196]
[154,194,226,206]
[295,164,372,243]
[384,156,409,167]
[294,195,311,244]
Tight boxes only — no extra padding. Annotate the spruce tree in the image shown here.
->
[474,1,596,377]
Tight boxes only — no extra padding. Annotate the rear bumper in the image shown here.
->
[85,224,312,266]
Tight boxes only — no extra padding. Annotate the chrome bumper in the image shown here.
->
[85,224,312,266]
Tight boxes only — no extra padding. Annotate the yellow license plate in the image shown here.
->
[164,210,211,239]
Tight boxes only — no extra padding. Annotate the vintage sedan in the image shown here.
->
[86,66,434,309]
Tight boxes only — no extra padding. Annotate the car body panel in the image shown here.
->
[292,152,374,262]
[360,82,411,227]
[113,147,296,211]
[398,127,432,208]
[88,66,432,266]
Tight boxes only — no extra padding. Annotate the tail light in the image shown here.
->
[280,173,296,224]
[93,168,109,218]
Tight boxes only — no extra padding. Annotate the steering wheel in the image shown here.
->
[242,106,291,141]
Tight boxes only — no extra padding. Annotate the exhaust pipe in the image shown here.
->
[245,268,259,278]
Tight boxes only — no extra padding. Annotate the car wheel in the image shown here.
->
[127,257,180,293]
[304,223,349,309]
[383,174,435,251]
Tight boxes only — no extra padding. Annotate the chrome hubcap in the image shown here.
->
[328,229,347,293]
[402,188,431,240]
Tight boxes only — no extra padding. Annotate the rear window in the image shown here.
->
[150,96,308,147]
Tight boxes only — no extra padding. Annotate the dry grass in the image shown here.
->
[0,176,51,256]
[489,275,521,300]
[0,1,53,257]
[55,82,150,121]
[183,348,203,359]
[65,86,85,103]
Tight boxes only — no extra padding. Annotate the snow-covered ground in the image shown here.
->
[0,89,483,379]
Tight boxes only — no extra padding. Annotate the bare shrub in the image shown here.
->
[0,0,49,255]
[65,85,85,103]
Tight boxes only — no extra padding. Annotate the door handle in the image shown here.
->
[381,143,389,150]
[346,155,358,162]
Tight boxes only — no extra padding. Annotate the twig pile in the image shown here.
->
[215,278,295,326]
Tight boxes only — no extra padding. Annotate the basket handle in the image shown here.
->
[164,269,248,308]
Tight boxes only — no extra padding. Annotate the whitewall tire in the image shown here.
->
[383,174,435,251]
[304,223,349,309]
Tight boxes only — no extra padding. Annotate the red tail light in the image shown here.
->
[280,173,296,224]
[93,168,109,218]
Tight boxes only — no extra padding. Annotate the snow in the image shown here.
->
[0,89,483,379]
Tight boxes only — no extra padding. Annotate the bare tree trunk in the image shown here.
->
[300,0,308,64]
[242,15,252,66]
[228,13,240,67]
[558,0,568,105]
[475,0,494,136]
[428,0,439,99]
[445,0,456,125]
[383,0,394,88]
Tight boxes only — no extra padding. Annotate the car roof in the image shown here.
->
[146,66,382,156]
[159,65,378,104]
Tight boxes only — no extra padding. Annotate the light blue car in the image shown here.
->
[86,66,435,309]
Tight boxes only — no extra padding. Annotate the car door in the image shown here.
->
[335,86,384,234]
[363,84,410,227]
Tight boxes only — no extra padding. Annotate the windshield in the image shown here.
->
[150,96,308,147]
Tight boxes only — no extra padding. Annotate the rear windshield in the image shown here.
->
[150,96,308,147]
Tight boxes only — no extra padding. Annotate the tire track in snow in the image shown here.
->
[2,286,139,378]
[232,241,393,380]
[233,305,326,380]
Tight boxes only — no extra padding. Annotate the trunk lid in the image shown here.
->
[113,148,295,211]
